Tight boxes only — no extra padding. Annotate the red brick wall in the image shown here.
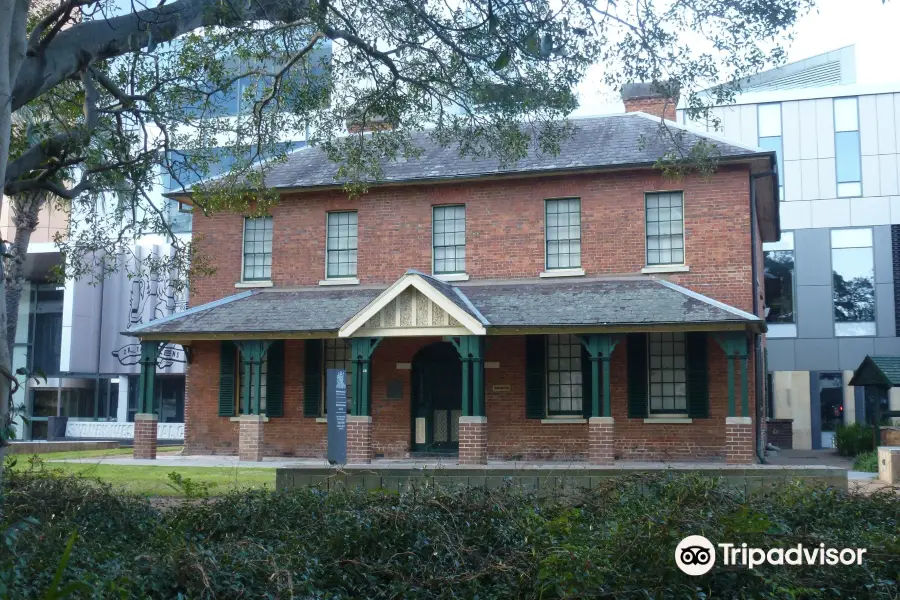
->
[185,335,756,461]
[623,97,677,121]
[190,166,754,314]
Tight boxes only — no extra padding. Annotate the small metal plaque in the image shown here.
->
[386,378,404,399]
[492,384,511,392]
[415,418,426,444]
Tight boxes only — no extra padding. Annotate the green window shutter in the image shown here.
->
[525,335,546,419]
[265,341,285,417]
[686,332,709,418]
[304,339,323,418]
[581,343,593,418]
[626,333,648,419]
[218,341,237,417]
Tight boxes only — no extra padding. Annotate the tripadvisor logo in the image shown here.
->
[675,536,868,575]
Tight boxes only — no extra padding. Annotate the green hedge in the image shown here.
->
[835,422,875,457]
[1,466,898,598]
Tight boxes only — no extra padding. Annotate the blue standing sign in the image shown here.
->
[326,368,348,464]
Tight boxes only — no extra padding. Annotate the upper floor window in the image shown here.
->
[834,97,862,198]
[757,103,784,198]
[326,211,358,278]
[648,332,687,414]
[433,205,466,275]
[831,228,875,336]
[546,334,583,416]
[242,217,273,281]
[545,198,581,270]
[645,192,684,266]
[763,232,795,325]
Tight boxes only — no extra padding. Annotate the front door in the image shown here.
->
[411,342,462,452]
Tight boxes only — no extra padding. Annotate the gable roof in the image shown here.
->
[248,113,768,191]
[127,275,765,340]
[848,355,900,388]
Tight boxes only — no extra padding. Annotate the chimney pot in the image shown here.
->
[621,82,680,121]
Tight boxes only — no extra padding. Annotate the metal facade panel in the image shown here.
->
[783,160,803,201]
[781,101,801,161]
[800,159,820,200]
[879,154,899,196]
[874,225,894,284]
[766,339,797,372]
[795,338,839,371]
[876,283,895,337]
[876,94,897,155]
[838,338,876,370]
[797,285,835,339]
[859,95,879,156]
[861,155,881,197]
[815,98,835,158]
[798,100,819,160]
[817,158,837,200]
[739,104,758,146]
[795,228,832,286]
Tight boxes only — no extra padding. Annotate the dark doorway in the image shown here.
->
[411,342,461,453]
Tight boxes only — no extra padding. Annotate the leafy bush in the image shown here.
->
[1,465,899,598]
[853,450,879,473]
[835,422,875,457]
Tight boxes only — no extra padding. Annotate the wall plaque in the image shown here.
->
[492,384,511,392]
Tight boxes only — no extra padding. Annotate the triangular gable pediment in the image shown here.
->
[339,273,486,338]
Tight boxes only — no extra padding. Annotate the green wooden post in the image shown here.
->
[461,341,471,417]
[579,335,619,418]
[137,341,161,414]
[350,337,382,416]
[739,355,749,418]
[471,337,484,417]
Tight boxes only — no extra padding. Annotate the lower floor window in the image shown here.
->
[649,332,687,413]
[546,334,582,415]
[237,351,267,413]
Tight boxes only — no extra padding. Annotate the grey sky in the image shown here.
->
[573,0,900,116]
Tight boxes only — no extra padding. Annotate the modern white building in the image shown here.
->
[679,46,900,449]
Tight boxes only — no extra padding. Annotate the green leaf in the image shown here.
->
[493,49,511,71]
[524,32,540,55]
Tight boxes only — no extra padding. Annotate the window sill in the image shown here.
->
[643,417,693,424]
[539,268,585,278]
[235,280,274,288]
[229,415,270,422]
[433,273,470,282]
[315,417,327,423]
[641,265,690,274]
[318,278,360,286]
[541,418,587,424]
[766,323,797,338]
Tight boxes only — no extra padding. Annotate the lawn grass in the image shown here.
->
[8,447,275,497]
[14,460,276,496]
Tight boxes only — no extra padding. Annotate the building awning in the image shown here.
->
[848,355,900,388]
[125,271,766,342]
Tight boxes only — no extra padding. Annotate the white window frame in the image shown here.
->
[432,204,467,276]
[241,216,273,283]
[544,198,582,271]
[647,332,688,416]
[644,191,686,267]
[325,211,359,280]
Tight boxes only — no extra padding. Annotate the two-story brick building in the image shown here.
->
[127,107,779,465]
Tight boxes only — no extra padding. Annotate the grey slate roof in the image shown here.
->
[849,355,900,387]
[255,113,765,190]
[128,276,762,337]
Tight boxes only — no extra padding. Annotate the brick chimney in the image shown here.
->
[621,82,680,121]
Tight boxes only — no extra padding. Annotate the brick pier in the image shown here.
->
[238,415,267,462]
[459,416,488,465]
[347,416,374,464]
[588,417,615,465]
[725,417,755,464]
[133,413,158,460]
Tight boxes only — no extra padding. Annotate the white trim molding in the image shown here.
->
[339,272,486,338]
[539,268,585,278]
[541,418,587,424]
[319,278,361,286]
[235,280,274,288]
[641,265,690,274]
[434,273,470,282]
[643,417,693,424]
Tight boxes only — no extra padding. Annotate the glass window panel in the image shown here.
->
[545,199,581,269]
[645,192,684,265]
[757,104,782,137]
[831,228,873,249]
[831,228,875,335]
[242,217,273,281]
[326,212,358,278]
[835,131,861,185]
[834,97,859,132]
[837,182,862,198]
[648,332,687,414]
[758,136,784,182]
[763,231,794,252]
[545,335,583,415]
[433,205,466,274]
[765,248,795,324]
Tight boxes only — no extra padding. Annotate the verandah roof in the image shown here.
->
[848,355,900,388]
[125,271,764,341]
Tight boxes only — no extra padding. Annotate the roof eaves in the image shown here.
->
[653,279,764,324]
[627,111,769,154]
[123,290,257,337]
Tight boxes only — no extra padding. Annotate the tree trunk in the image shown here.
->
[6,191,44,358]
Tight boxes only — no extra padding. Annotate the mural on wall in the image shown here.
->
[112,251,188,368]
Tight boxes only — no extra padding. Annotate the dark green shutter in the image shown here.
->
[626,333,648,419]
[686,332,709,418]
[581,344,593,418]
[218,341,236,417]
[304,339,323,418]
[265,341,285,417]
[525,335,546,419]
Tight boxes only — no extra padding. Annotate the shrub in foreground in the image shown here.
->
[836,422,875,457]
[1,466,898,599]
